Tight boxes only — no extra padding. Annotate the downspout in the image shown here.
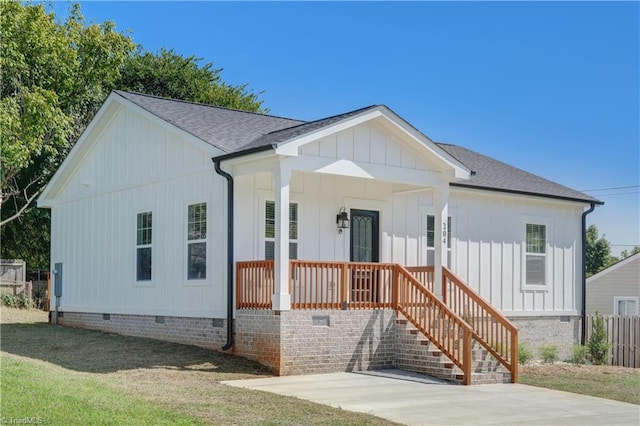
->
[213,159,234,351]
[581,202,596,345]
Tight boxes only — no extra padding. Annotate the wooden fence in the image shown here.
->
[586,315,639,368]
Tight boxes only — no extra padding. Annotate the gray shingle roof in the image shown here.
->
[113,90,600,205]
[243,105,380,150]
[438,144,601,204]
[114,90,304,153]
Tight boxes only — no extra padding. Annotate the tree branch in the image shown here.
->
[0,185,44,227]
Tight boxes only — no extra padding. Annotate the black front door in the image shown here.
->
[350,209,379,303]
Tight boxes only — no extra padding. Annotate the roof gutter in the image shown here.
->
[213,159,234,351]
[450,182,604,206]
[581,202,597,345]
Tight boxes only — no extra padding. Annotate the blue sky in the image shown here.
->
[54,1,639,255]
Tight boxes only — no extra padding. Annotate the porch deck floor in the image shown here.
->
[224,369,640,426]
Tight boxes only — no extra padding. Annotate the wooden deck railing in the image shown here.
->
[236,260,274,309]
[405,266,435,293]
[235,260,518,385]
[442,267,518,383]
[396,266,473,385]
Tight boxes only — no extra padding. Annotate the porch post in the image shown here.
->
[272,163,291,311]
[433,182,449,299]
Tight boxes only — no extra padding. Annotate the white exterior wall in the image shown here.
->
[449,189,583,315]
[236,175,585,316]
[49,106,228,318]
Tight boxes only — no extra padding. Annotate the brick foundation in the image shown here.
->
[508,315,581,361]
[56,310,580,376]
[58,312,227,350]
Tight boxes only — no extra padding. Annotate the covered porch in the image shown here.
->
[219,106,517,384]
[235,259,518,385]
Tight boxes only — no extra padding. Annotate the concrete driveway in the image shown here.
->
[224,369,640,425]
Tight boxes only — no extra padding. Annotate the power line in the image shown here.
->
[590,191,640,197]
[581,185,640,192]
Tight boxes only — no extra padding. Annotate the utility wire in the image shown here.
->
[581,185,640,192]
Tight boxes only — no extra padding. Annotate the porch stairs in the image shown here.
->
[395,315,511,384]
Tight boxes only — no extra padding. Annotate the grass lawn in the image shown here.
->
[1,308,395,425]
[520,363,640,405]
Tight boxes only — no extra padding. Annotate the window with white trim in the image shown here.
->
[614,297,638,315]
[136,211,152,281]
[525,223,546,286]
[187,203,207,280]
[426,215,452,267]
[265,201,298,260]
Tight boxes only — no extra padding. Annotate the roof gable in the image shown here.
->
[587,252,640,283]
[41,90,601,206]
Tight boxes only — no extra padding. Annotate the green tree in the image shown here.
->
[586,225,616,276]
[619,246,640,260]
[0,1,135,226]
[1,3,267,270]
[117,47,265,112]
[587,311,611,365]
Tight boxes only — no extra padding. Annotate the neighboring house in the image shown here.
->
[38,91,602,384]
[586,253,640,316]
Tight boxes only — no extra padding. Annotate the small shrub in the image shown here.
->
[567,344,588,365]
[588,311,611,365]
[1,294,19,308]
[518,343,533,365]
[1,294,34,309]
[540,344,559,364]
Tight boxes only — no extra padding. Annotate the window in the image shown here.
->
[187,203,207,280]
[525,223,546,285]
[426,215,452,267]
[614,297,638,315]
[136,212,152,281]
[265,201,298,260]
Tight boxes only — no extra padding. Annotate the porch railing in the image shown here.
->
[405,266,435,293]
[442,267,519,383]
[396,265,473,385]
[235,259,517,384]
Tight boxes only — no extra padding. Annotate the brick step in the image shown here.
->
[396,313,510,385]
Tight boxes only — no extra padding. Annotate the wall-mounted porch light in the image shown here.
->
[336,207,349,234]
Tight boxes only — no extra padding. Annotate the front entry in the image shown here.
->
[350,209,379,303]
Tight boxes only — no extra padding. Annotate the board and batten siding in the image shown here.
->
[49,106,228,318]
[235,170,584,315]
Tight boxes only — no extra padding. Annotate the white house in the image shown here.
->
[38,91,602,384]
[586,253,640,316]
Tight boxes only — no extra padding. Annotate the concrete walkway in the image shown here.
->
[224,369,640,425]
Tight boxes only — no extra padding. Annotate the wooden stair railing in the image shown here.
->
[236,260,515,385]
[442,267,519,383]
[395,265,474,385]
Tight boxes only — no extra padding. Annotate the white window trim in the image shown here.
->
[521,216,552,291]
[260,197,302,261]
[420,206,456,268]
[613,296,639,316]
[185,201,209,286]
[134,209,154,287]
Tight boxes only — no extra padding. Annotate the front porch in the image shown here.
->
[234,260,518,385]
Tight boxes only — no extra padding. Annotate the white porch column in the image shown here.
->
[433,182,449,299]
[272,164,291,311]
